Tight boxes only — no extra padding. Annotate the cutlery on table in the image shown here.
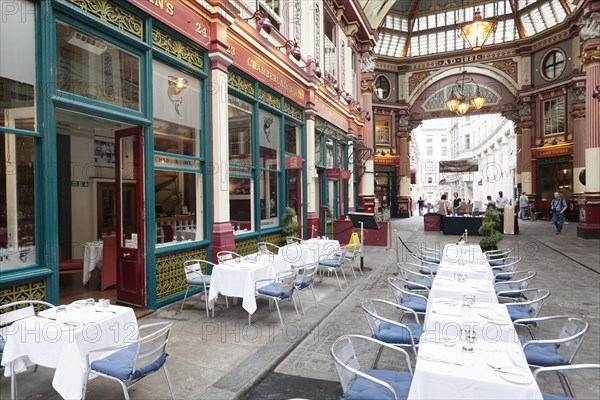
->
[420,355,462,366]
[487,363,527,375]
[95,309,117,314]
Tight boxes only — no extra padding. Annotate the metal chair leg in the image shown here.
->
[296,290,305,316]
[309,285,318,308]
[180,286,190,312]
[333,269,343,291]
[274,300,284,326]
[292,292,301,320]
[163,365,176,400]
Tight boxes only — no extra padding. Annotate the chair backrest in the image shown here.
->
[257,242,280,255]
[388,277,427,302]
[533,364,600,399]
[330,336,362,394]
[525,288,551,317]
[297,263,318,286]
[183,259,215,279]
[162,224,175,243]
[361,299,382,333]
[286,237,302,245]
[132,322,173,374]
[501,257,522,273]
[1,300,55,338]
[101,234,117,290]
[217,251,242,263]
[558,317,589,364]
[279,272,297,294]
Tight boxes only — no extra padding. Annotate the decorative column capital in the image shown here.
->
[580,45,600,66]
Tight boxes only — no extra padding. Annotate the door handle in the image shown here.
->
[123,252,131,258]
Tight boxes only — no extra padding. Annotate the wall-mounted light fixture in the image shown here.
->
[277,40,301,61]
[242,10,272,35]
[302,59,322,79]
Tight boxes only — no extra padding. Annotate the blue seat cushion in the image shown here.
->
[492,269,511,280]
[90,344,168,381]
[0,337,5,353]
[295,275,313,289]
[423,256,440,264]
[507,305,531,321]
[345,251,357,260]
[488,259,505,267]
[257,282,294,299]
[419,265,438,275]
[345,369,412,400]
[186,275,211,286]
[404,277,431,290]
[495,283,523,296]
[400,296,427,313]
[373,322,421,344]
[319,259,342,268]
[522,342,564,366]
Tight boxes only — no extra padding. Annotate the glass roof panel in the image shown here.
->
[374,0,574,58]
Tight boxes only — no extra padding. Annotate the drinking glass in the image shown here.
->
[86,298,95,307]
[462,295,476,308]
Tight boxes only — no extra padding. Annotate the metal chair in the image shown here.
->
[180,259,225,317]
[342,242,363,277]
[515,316,589,371]
[361,298,421,358]
[82,322,175,400]
[293,262,319,311]
[504,288,551,336]
[484,247,515,267]
[251,272,301,326]
[318,246,348,291]
[257,242,281,256]
[387,277,428,323]
[331,334,413,400]
[495,270,536,300]
[216,251,243,263]
[398,264,433,293]
[491,257,522,280]
[533,364,600,399]
[0,300,56,400]
[286,237,302,245]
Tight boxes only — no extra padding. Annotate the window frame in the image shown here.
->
[540,48,566,81]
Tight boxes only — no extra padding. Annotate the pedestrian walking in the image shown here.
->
[417,197,425,216]
[519,192,529,220]
[551,191,568,234]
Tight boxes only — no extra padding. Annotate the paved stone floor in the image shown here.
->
[1,216,598,400]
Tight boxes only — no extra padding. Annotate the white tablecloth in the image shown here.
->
[208,253,292,314]
[411,243,542,399]
[1,303,137,399]
[83,241,103,285]
[409,338,542,399]
[279,239,340,267]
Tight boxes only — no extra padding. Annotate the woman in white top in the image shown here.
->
[437,194,449,231]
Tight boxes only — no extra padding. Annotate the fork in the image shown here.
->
[420,355,463,366]
[487,363,526,375]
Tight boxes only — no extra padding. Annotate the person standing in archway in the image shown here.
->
[417,197,425,216]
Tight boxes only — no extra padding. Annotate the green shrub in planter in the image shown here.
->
[478,208,504,252]
[281,207,299,237]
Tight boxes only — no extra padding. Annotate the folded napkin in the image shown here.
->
[432,302,463,317]
[470,282,493,292]
[419,341,463,365]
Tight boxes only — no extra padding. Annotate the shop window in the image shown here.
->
[285,122,298,154]
[153,61,200,157]
[543,97,565,136]
[0,134,36,270]
[154,171,203,246]
[259,109,280,169]
[375,115,391,145]
[541,49,565,81]
[427,147,433,156]
[260,170,279,228]
[323,11,337,80]
[56,21,140,111]
[229,97,253,165]
[426,136,433,143]
[442,147,447,156]
[259,0,282,32]
[1,0,36,131]
[375,75,391,101]
[230,177,254,233]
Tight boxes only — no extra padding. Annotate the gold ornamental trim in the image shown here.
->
[228,72,255,96]
[580,46,600,66]
[284,102,302,120]
[258,87,280,109]
[64,0,143,39]
[571,108,585,119]
[532,30,570,51]
[152,27,203,69]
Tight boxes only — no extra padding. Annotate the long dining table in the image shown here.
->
[408,243,543,400]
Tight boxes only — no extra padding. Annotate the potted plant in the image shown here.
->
[478,207,504,252]
[281,207,299,238]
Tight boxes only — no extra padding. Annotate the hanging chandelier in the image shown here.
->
[460,7,496,51]
[445,71,486,115]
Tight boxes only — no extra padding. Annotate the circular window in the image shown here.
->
[541,49,566,81]
[375,75,391,100]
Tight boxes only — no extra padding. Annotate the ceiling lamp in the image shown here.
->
[460,8,495,51]
[444,71,486,115]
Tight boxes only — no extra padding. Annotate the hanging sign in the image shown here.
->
[285,155,302,169]
[326,168,341,178]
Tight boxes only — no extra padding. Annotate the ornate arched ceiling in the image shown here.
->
[366,0,577,58]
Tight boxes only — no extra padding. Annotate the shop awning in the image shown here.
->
[439,160,479,173]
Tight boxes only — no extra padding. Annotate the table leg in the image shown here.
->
[10,362,17,400]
